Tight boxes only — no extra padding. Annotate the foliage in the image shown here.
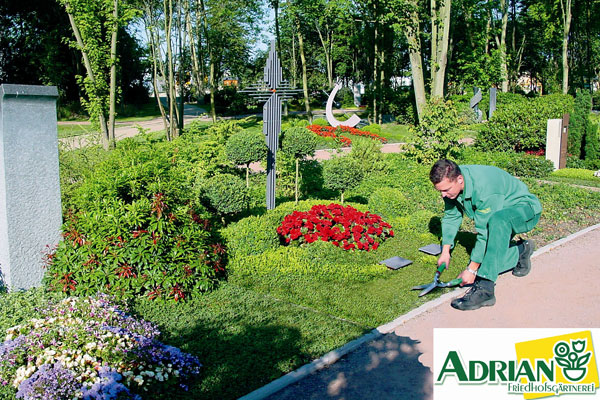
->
[406,97,462,163]
[198,173,248,218]
[225,130,267,166]
[281,127,317,159]
[311,117,329,126]
[551,168,597,180]
[476,94,574,152]
[44,194,224,301]
[276,203,394,251]
[205,119,244,145]
[0,295,201,399]
[348,136,386,173]
[458,148,554,178]
[367,187,410,220]
[322,156,365,203]
[584,123,600,165]
[569,90,593,158]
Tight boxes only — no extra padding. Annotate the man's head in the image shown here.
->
[430,159,464,200]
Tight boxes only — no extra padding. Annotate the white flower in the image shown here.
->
[134,375,144,386]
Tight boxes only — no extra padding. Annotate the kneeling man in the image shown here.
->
[430,159,542,311]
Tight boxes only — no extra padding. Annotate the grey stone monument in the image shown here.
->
[470,87,483,122]
[0,84,62,290]
[489,88,497,120]
[241,41,300,210]
[545,114,569,170]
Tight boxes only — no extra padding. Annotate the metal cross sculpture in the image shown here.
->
[241,41,301,210]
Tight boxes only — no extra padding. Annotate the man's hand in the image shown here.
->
[437,244,452,270]
[458,261,480,286]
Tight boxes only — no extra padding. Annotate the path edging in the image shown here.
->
[238,223,600,400]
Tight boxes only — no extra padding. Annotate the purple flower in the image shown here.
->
[15,363,80,400]
[81,367,140,400]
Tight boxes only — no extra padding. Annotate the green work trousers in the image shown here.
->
[477,203,541,282]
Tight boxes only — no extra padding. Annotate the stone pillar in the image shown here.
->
[0,84,62,290]
[546,119,563,170]
[488,88,497,120]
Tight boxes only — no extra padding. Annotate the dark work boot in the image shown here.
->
[451,278,496,311]
[512,239,535,277]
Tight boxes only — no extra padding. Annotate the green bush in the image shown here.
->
[226,130,267,186]
[368,187,411,220]
[361,124,382,135]
[199,173,248,219]
[551,168,597,180]
[348,136,386,173]
[312,117,329,126]
[206,119,244,144]
[458,148,554,178]
[221,200,333,259]
[323,156,365,203]
[281,126,318,202]
[584,123,600,165]
[569,90,593,158]
[44,195,223,301]
[476,93,574,152]
[406,97,462,163]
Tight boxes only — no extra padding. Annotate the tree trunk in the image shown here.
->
[296,16,312,123]
[315,23,333,89]
[143,7,169,134]
[295,158,299,204]
[430,0,451,98]
[165,0,177,140]
[405,4,426,123]
[199,0,217,122]
[500,0,509,92]
[108,0,118,148]
[560,0,572,94]
[65,8,110,150]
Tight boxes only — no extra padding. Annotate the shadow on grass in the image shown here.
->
[170,322,310,400]
[263,334,433,400]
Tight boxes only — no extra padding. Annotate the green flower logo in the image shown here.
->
[554,339,592,382]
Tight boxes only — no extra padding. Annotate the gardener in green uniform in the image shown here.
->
[430,159,542,311]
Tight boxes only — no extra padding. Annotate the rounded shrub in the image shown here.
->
[323,156,365,203]
[281,127,317,159]
[200,173,248,218]
[226,130,267,167]
[367,187,411,220]
[312,117,329,126]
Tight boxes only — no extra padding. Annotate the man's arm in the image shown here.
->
[438,199,463,269]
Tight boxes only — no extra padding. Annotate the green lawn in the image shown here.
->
[57,123,98,139]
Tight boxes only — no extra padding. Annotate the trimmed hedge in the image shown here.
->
[476,93,574,152]
[458,148,554,178]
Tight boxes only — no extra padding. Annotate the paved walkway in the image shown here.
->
[247,225,600,400]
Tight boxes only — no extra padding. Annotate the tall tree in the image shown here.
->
[59,0,135,149]
[560,0,572,93]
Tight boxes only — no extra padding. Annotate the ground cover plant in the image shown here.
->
[543,168,600,188]
[9,115,600,399]
[0,294,201,399]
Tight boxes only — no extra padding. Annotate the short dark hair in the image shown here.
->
[430,159,461,184]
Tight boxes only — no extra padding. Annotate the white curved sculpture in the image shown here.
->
[326,82,361,128]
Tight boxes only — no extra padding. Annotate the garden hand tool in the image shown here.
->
[411,263,462,297]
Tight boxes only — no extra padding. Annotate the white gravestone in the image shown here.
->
[0,84,62,290]
[546,119,563,170]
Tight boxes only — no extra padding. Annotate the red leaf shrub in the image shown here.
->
[276,203,394,251]
[306,125,388,146]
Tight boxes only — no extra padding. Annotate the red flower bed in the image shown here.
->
[276,203,394,251]
[306,124,388,146]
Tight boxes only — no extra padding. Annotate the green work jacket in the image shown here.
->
[441,165,542,263]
